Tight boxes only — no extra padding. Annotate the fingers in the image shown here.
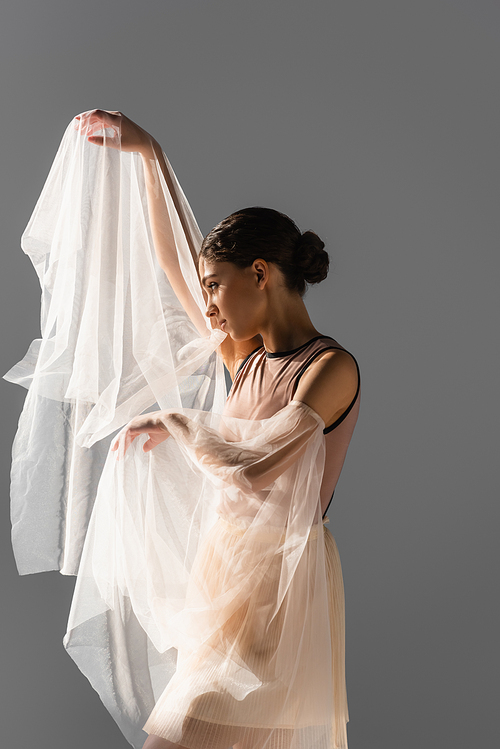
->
[87,135,121,150]
[120,428,138,456]
[111,426,138,459]
[111,427,162,459]
[111,417,171,459]
[74,109,121,148]
[143,438,156,452]
[76,108,120,126]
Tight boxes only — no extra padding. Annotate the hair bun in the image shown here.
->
[295,231,329,285]
[200,207,329,296]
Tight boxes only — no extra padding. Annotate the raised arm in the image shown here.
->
[79,109,262,372]
[142,142,263,373]
[78,109,209,335]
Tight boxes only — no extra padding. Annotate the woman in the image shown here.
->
[87,109,361,749]
[9,110,360,749]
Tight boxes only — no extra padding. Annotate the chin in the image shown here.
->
[236,333,259,343]
[224,324,258,342]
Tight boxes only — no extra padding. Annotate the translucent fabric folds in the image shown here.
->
[4,113,226,574]
[65,401,349,749]
[5,113,349,749]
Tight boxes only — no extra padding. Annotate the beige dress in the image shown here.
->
[143,336,360,749]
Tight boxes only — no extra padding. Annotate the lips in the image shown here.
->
[219,320,227,331]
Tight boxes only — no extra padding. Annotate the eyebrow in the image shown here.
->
[201,273,218,287]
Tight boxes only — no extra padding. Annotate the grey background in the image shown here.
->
[1,1,498,747]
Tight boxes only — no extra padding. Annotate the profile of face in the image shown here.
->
[199,257,270,341]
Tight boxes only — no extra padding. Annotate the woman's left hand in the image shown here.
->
[112,413,171,457]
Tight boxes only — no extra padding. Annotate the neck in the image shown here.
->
[259,294,320,354]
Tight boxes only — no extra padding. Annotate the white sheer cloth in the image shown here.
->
[5,113,348,749]
[4,113,226,575]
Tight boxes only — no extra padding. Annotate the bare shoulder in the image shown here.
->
[294,348,359,429]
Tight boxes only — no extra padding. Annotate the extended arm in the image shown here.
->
[162,400,324,492]
[112,399,324,493]
[162,347,360,488]
[112,349,358,490]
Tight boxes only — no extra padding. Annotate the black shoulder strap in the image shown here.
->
[234,345,264,378]
[292,346,360,434]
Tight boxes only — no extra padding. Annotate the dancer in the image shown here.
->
[7,110,360,749]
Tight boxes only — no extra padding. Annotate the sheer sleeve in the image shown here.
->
[157,399,325,493]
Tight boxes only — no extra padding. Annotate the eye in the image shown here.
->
[207,282,218,291]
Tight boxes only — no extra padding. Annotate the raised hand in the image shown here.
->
[75,109,156,156]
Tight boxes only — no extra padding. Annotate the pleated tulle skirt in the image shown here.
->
[143,516,349,749]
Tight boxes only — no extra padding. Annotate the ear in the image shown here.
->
[253,259,270,289]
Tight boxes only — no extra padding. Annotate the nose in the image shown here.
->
[205,301,218,319]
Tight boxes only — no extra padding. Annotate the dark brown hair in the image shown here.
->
[200,207,329,296]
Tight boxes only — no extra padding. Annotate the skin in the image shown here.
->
[79,109,358,749]
[113,256,358,461]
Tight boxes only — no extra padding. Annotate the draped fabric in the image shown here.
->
[4,113,349,749]
[4,113,226,575]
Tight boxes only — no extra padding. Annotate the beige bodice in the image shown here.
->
[223,335,361,517]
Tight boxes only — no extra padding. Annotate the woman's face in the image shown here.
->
[199,257,267,341]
